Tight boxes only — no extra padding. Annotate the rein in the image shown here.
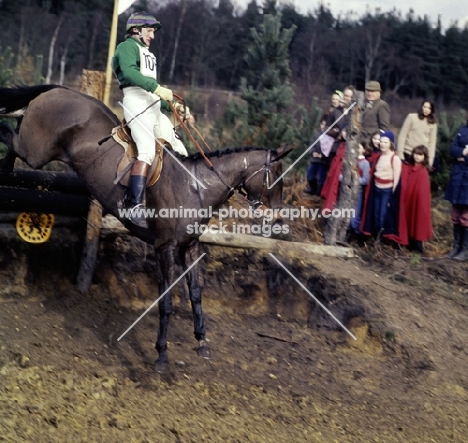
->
[169,95,275,211]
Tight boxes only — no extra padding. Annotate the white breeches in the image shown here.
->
[122,87,187,165]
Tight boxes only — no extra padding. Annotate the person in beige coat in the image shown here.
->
[397,100,438,167]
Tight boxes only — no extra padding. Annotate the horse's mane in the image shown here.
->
[173,146,270,162]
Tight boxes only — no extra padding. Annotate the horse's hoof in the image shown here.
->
[197,341,212,359]
[154,359,169,374]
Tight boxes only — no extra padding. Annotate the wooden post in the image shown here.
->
[76,70,105,293]
[323,102,361,245]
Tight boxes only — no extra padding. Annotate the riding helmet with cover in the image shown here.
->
[126,11,161,33]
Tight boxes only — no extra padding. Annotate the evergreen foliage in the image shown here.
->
[0,0,467,187]
[213,14,297,150]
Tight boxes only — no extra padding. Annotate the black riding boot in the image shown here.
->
[128,160,150,229]
[447,224,463,258]
[453,226,468,261]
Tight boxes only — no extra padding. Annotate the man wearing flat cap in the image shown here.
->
[360,80,391,143]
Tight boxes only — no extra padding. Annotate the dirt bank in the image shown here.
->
[1,216,468,442]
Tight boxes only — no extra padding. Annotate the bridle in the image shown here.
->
[236,149,273,210]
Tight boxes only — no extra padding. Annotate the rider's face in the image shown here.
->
[140,27,155,47]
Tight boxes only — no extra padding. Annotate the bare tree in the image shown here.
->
[58,39,71,86]
[168,0,187,83]
[45,15,64,84]
[364,27,381,82]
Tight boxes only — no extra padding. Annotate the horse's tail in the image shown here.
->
[0,84,64,115]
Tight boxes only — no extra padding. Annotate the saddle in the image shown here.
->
[112,120,165,188]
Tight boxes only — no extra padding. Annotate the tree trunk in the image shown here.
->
[76,70,105,293]
[168,0,187,83]
[323,104,361,245]
[364,29,381,82]
[59,48,67,86]
[45,15,64,84]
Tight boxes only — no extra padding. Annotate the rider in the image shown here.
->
[112,11,188,228]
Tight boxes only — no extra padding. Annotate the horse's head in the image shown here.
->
[238,144,292,212]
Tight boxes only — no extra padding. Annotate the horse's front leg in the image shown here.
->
[0,121,17,172]
[185,242,211,359]
[154,243,176,373]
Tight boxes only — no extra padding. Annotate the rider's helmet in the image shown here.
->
[126,11,161,34]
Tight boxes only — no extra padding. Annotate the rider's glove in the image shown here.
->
[154,84,173,102]
[174,103,190,120]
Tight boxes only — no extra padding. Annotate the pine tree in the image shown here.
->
[216,13,297,149]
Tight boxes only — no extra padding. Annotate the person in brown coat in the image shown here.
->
[360,80,391,143]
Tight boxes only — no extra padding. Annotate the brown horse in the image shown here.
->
[0,85,290,372]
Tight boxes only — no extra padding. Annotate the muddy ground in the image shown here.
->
[1,192,468,443]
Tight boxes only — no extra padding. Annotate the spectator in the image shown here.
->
[341,85,361,128]
[367,131,381,154]
[360,130,408,245]
[366,131,381,167]
[444,121,468,261]
[402,145,433,253]
[398,100,438,167]
[342,86,355,108]
[322,91,345,162]
[348,143,372,239]
[305,117,328,197]
[360,81,391,143]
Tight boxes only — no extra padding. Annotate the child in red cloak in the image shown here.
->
[402,145,433,253]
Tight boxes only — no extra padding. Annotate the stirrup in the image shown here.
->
[129,203,148,228]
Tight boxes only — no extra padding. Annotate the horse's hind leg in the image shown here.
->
[185,242,211,359]
[0,121,17,172]
[154,242,176,373]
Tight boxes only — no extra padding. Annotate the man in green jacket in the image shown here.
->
[112,11,186,228]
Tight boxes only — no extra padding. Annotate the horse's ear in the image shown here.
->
[271,143,293,162]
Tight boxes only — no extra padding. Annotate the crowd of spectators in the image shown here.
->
[305,80,468,260]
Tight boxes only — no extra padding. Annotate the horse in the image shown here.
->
[0,85,290,372]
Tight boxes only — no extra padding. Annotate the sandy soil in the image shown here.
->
[1,220,468,443]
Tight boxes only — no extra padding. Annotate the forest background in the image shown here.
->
[0,0,467,191]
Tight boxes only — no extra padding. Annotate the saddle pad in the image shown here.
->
[113,123,165,188]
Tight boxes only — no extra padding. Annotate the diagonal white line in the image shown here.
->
[268,102,357,189]
[117,253,207,341]
[118,100,207,189]
[268,253,357,340]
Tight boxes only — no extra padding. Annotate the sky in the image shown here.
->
[232,0,468,30]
